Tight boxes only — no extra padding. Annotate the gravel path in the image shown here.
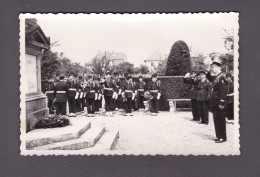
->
[79,110,239,155]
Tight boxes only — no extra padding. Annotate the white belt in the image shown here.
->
[104,88,113,90]
[138,89,144,91]
[46,91,54,93]
[125,90,133,92]
[90,90,95,93]
[57,91,66,93]
[69,88,76,91]
[150,90,158,92]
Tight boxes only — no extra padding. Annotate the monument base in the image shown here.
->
[26,92,49,132]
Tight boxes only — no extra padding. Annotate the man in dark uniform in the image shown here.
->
[148,74,161,116]
[226,73,234,122]
[183,71,200,121]
[208,57,228,143]
[96,77,103,113]
[195,70,211,124]
[122,75,136,116]
[101,71,117,116]
[75,75,83,113]
[85,75,99,117]
[136,75,146,110]
[67,75,77,117]
[54,75,69,115]
[45,77,55,114]
[93,76,101,114]
[113,72,122,111]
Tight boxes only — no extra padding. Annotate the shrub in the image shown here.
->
[165,40,191,76]
[158,76,190,99]
[35,114,70,129]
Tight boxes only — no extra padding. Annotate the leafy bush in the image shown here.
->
[158,76,190,99]
[165,40,191,76]
[35,114,70,129]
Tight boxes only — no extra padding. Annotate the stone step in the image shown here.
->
[87,130,119,152]
[32,126,106,150]
[26,120,91,149]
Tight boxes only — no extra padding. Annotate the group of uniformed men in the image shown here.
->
[44,71,162,117]
[183,57,234,143]
[43,57,234,144]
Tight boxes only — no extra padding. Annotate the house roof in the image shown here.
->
[93,51,127,61]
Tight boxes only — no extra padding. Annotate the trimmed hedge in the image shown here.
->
[131,76,190,110]
[158,76,190,100]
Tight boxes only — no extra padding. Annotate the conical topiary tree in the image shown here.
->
[165,40,191,76]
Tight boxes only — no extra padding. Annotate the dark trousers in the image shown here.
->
[104,96,113,111]
[94,100,100,112]
[81,98,86,109]
[111,98,116,111]
[213,109,227,140]
[116,95,123,109]
[48,99,54,114]
[75,99,82,112]
[150,98,159,113]
[198,101,209,123]
[56,102,67,115]
[68,97,76,113]
[86,98,95,114]
[191,99,200,120]
[99,98,102,108]
[138,96,145,109]
[226,103,234,120]
[125,97,132,113]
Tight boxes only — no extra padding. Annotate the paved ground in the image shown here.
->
[79,109,240,155]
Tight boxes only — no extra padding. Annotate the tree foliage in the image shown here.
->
[113,62,135,75]
[91,55,113,76]
[165,40,191,76]
[41,50,61,79]
[41,50,87,79]
[135,64,150,74]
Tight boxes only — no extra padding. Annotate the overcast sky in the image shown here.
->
[32,13,238,66]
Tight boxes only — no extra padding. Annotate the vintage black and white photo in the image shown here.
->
[20,13,239,155]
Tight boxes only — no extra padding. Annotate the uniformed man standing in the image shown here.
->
[195,70,211,124]
[208,58,228,143]
[101,71,116,116]
[54,75,69,115]
[85,75,99,117]
[148,74,161,116]
[67,75,77,117]
[113,72,122,111]
[136,75,146,110]
[122,75,135,116]
[226,73,234,122]
[75,75,83,113]
[45,77,55,114]
[183,71,200,121]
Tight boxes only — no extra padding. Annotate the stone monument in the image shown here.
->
[25,18,50,132]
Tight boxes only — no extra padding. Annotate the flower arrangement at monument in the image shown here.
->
[35,114,70,129]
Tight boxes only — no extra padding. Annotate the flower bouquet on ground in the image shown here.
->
[35,114,70,129]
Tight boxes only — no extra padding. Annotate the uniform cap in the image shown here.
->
[211,57,222,67]
[87,75,93,79]
[113,72,119,76]
[138,75,143,79]
[152,74,158,78]
[200,70,206,74]
[106,70,111,75]
[59,75,65,80]
[226,72,232,77]
[78,75,83,79]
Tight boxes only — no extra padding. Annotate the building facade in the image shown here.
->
[144,49,167,73]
